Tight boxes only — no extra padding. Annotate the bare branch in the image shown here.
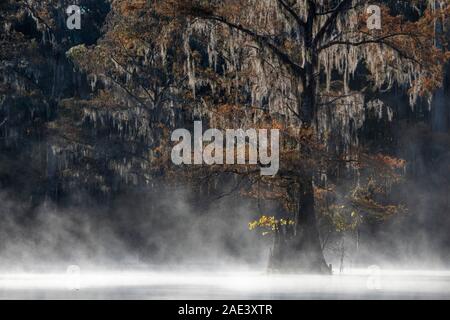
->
[313,0,353,48]
[277,0,307,30]
[184,11,306,78]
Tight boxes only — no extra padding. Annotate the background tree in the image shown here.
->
[157,0,448,272]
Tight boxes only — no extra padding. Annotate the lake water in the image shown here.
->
[1,268,450,299]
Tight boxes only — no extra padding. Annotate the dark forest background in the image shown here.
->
[0,0,449,270]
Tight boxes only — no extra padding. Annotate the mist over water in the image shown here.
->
[0,184,447,272]
[1,183,450,300]
[0,185,269,272]
[1,269,450,300]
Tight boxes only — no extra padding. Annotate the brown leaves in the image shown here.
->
[119,0,148,14]
[373,154,406,170]
[156,0,213,18]
[379,5,449,95]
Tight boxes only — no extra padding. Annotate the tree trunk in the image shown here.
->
[269,4,330,274]
[294,175,330,273]
[269,174,330,274]
[269,86,330,274]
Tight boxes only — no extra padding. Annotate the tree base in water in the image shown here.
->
[268,256,332,275]
[268,230,331,275]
